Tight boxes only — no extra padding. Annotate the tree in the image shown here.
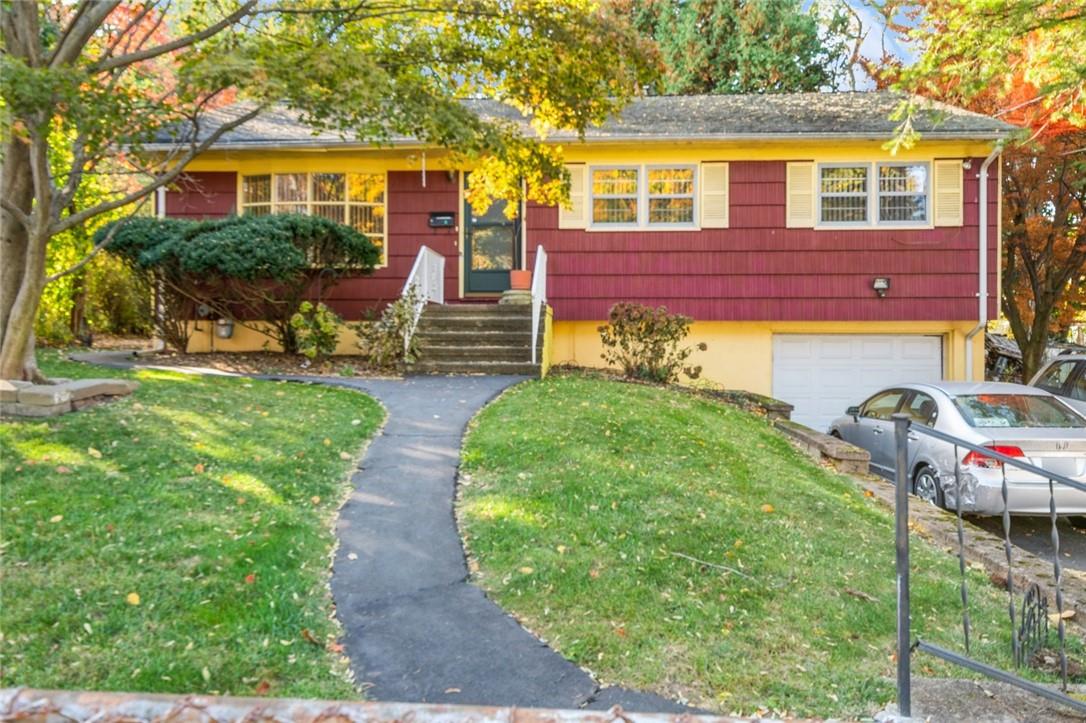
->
[877,1,1086,380]
[622,0,854,94]
[0,1,655,380]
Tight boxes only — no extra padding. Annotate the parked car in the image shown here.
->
[829,382,1086,515]
[1029,354,1086,415]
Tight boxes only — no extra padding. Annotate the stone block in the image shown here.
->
[59,378,139,401]
[6,401,71,417]
[17,385,73,406]
[0,379,31,403]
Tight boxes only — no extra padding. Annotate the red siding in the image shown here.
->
[525,158,1000,322]
[165,172,237,219]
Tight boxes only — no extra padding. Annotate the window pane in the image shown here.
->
[879,165,926,194]
[955,394,1086,428]
[592,197,638,224]
[313,204,345,224]
[243,204,271,217]
[274,203,308,215]
[902,393,938,426]
[350,205,384,236]
[648,168,693,196]
[243,175,271,204]
[821,166,867,194]
[648,197,694,224]
[1039,361,1077,391]
[348,173,384,204]
[592,168,638,196]
[821,196,867,223]
[863,391,904,420]
[470,226,515,271]
[276,173,308,203]
[879,195,926,222]
[312,173,345,202]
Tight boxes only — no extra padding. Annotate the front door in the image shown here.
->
[464,185,519,294]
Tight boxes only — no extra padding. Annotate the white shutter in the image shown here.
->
[699,162,729,228]
[558,163,587,229]
[786,162,816,228]
[933,159,964,226]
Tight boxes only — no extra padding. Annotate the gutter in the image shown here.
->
[964,141,1004,381]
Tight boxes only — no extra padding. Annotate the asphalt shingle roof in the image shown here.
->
[163,91,1014,149]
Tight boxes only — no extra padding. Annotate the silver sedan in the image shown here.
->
[829,382,1086,515]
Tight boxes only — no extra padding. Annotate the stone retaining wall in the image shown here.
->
[1,379,138,418]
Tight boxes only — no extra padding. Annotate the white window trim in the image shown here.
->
[816,161,934,230]
[239,171,389,268]
[875,161,930,227]
[587,164,700,231]
[816,163,871,228]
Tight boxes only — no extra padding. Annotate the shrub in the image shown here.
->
[290,302,342,360]
[598,302,706,383]
[353,288,422,369]
[102,214,380,353]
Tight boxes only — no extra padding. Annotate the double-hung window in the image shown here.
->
[817,162,930,227]
[241,172,387,264]
[591,167,639,225]
[589,165,698,228]
[819,165,869,224]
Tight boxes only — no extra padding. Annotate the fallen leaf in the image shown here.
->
[126,592,141,606]
[351,419,362,426]
[83,622,93,634]
[444,688,461,694]
[310,496,321,505]
[49,514,64,523]
[55,466,72,474]
[323,438,332,446]
[87,447,102,459]
[347,552,358,561]
[193,463,205,474]
[844,588,877,603]
[339,452,352,460]
[760,504,775,514]
[301,628,321,646]
[519,566,534,574]
[328,642,345,653]
[201,667,211,683]
[254,680,271,696]
[863,489,875,498]
[244,574,256,585]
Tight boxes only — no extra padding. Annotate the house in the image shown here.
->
[158,92,1014,430]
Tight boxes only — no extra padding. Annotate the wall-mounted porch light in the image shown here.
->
[215,318,235,339]
[872,277,891,298]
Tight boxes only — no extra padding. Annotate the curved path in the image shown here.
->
[71,353,689,712]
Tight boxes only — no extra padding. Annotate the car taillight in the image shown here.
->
[962,445,1025,469]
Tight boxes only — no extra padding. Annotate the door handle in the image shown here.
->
[872,427,884,435]
[907,433,919,442]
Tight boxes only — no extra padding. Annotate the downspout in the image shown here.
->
[964,141,1003,382]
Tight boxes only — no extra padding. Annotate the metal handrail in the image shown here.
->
[401,245,445,354]
[529,246,547,364]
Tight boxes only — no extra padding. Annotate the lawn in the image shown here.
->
[458,373,1057,718]
[1,350,383,698]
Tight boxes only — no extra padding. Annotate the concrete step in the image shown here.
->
[418,316,540,332]
[410,359,541,375]
[420,345,536,362]
[415,329,536,343]
[425,304,531,316]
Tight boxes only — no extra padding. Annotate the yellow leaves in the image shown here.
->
[760,504,775,514]
[323,438,332,446]
[339,451,352,461]
[518,566,534,574]
[201,666,211,683]
[193,462,205,474]
[126,592,141,606]
[87,447,102,459]
[49,514,63,523]
[310,496,321,505]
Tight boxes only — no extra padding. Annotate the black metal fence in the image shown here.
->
[891,412,1086,717]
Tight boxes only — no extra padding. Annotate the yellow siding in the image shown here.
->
[553,320,986,397]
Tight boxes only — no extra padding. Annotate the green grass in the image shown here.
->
[1,350,384,698]
[458,373,1064,718]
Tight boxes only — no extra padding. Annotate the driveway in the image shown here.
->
[970,515,1086,574]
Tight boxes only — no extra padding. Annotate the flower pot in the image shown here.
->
[509,269,531,291]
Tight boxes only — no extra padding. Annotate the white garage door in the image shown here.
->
[772,335,943,432]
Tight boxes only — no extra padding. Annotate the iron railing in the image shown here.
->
[400,245,445,355]
[892,412,1086,717]
[530,245,547,365]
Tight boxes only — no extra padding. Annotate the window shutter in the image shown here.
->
[558,164,587,229]
[786,162,816,228]
[699,162,729,228]
[933,159,964,226]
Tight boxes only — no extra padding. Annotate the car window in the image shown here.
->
[901,392,938,426]
[1036,361,1077,393]
[861,390,906,421]
[953,394,1086,428]
[1071,364,1086,402]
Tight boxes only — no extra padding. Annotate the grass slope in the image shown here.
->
[458,374,1045,717]
[1,351,383,698]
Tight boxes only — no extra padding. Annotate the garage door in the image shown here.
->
[772,335,943,432]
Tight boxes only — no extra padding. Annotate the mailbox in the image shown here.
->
[428,212,456,228]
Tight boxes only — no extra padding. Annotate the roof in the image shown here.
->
[912,381,1049,396]
[155,91,1015,150]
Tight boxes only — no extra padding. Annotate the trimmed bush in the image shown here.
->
[598,302,706,383]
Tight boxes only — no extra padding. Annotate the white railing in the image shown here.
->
[402,245,445,354]
[530,246,547,364]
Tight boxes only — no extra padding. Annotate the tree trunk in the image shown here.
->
[0,137,44,381]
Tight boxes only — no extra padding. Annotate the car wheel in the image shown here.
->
[912,466,945,509]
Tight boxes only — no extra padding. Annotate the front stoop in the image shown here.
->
[410,304,542,376]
